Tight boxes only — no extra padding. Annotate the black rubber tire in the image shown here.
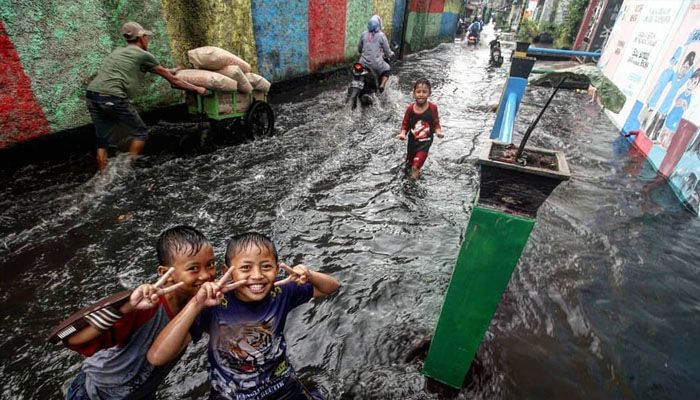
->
[244,101,275,136]
[349,87,360,110]
[178,131,202,156]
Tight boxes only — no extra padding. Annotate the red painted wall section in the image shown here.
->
[0,21,51,149]
[410,0,445,13]
[309,0,347,72]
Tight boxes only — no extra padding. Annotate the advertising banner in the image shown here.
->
[600,0,700,213]
[603,1,686,127]
[666,27,700,211]
[625,0,700,197]
[599,0,646,86]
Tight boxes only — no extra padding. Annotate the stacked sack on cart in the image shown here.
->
[175,46,271,115]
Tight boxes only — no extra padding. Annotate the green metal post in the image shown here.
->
[422,140,570,388]
[422,206,534,387]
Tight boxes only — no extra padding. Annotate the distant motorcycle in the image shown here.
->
[489,37,503,67]
[466,31,479,46]
[347,63,378,110]
[456,21,469,39]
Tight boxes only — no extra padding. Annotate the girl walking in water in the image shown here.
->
[397,78,444,179]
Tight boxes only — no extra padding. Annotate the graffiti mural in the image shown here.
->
[0,20,50,147]
[601,0,700,213]
[0,0,463,149]
[309,0,347,72]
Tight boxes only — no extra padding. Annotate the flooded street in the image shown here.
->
[1,29,699,399]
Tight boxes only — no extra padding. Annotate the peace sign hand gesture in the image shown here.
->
[274,263,311,286]
[129,267,184,310]
[193,266,247,307]
[217,265,248,293]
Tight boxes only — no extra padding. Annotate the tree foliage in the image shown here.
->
[517,19,540,42]
[494,11,510,31]
[555,0,591,49]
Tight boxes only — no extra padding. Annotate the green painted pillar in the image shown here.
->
[423,140,570,388]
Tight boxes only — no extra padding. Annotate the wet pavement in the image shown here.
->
[1,26,699,399]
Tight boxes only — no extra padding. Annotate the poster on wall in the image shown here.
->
[603,1,686,128]
[599,0,646,84]
[667,118,700,212]
[662,2,700,213]
[610,0,700,213]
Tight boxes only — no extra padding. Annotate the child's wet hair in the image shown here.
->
[225,232,279,266]
[156,225,210,266]
[413,78,432,92]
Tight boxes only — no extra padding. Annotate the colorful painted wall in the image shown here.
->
[0,0,179,147]
[0,0,463,150]
[599,0,700,213]
[403,0,462,54]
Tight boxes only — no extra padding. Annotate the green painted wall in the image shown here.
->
[160,0,257,72]
[444,0,462,14]
[344,0,374,59]
[0,0,463,148]
[376,0,396,47]
[405,11,445,54]
[0,0,178,132]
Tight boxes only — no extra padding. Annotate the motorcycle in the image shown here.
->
[489,37,503,67]
[347,43,398,110]
[347,63,378,110]
[456,21,469,39]
[466,31,479,46]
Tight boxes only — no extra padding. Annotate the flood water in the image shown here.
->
[1,28,698,399]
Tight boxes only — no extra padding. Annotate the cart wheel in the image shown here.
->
[245,101,274,136]
[178,131,202,156]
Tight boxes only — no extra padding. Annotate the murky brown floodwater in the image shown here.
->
[1,26,698,399]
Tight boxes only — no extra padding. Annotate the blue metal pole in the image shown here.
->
[527,47,601,58]
[491,78,527,143]
[490,42,535,144]
[500,91,517,144]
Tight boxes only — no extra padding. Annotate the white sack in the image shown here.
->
[188,46,252,72]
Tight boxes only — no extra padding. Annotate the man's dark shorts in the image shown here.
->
[86,90,149,149]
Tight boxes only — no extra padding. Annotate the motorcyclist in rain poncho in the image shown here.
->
[358,15,394,93]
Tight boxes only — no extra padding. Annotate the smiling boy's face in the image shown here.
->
[228,244,278,302]
[159,244,216,298]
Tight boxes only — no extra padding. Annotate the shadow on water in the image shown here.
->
[1,27,699,399]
